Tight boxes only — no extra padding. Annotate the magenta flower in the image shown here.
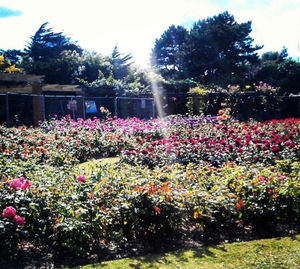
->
[10,177,24,189]
[77,175,86,183]
[14,215,26,226]
[10,177,31,190]
[258,176,266,182]
[2,206,17,219]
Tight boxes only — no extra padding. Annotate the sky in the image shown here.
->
[0,0,300,67]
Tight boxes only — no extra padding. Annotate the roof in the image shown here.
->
[0,73,44,83]
[0,73,82,93]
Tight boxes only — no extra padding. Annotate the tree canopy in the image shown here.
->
[1,13,299,96]
[21,22,82,83]
[151,25,188,80]
[152,11,262,86]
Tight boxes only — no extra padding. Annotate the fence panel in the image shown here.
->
[44,95,85,120]
[0,94,6,124]
[84,97,115,119]
[166,95,190,115]
[116,97,155,119]
[7,93,34,126]
[0,92,299,126]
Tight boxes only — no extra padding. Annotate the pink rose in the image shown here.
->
[77,175,86,183]
[2,206,17,219]
[14,215,26,226]
[10,177,24,190]
[21,180,31,190]
[10,177,31,190]
[279,175,287,181]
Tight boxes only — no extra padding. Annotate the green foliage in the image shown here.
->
[0,115,299,262]
[152,12,262,86]
[76,49,151,96]
[24,22,82,61]
[253,48,300,95]
[151,25,189,80]
[0,49,24,66]
[21,22,82,84]
[186,86,210,115]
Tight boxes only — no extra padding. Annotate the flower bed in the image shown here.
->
[0,115,299,263]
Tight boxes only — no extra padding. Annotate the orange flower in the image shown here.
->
[222,114,228,120]
[218,109,224,115]
[236,200,244,210]
[88,191,95,198]
[153,206,161,214]
[217,116,223,121]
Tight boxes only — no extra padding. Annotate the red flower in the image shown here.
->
[228,144,234,150]
[141,149,148,154]
[271,145,279,153]
[21,180,31,190]
[236,200,244,210]
[14,215,26,226]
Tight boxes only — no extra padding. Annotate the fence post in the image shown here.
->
[5,93,10,127]
[82,96,86,120]
[114,98,118,118]
[42,95,45,122]
[32,81,44,126]
[152,99,156,118]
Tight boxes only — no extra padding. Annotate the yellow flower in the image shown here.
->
[193,209,202,219]
[5,64,21,73]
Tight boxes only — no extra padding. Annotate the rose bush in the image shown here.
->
[0,114,299,260]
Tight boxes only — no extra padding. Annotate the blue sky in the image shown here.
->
[0,6,22,18]
[0,0,299,67]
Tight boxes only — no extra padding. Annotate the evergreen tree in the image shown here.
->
[186,11,262,85]
[110,45,133,79]
[151,12,262,86]
[151,25,188,79]
[22,22,82,83]
[24,22,82,61]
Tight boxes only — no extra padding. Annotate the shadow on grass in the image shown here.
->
[128,243,227,268]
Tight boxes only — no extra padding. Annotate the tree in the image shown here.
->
[151,25,188,79]
[24,22,82,61]
[260,47,288,63]
[151,12,262,87]
[22,22,82,83]
[110,45,133,79]
[253,48,300,95]
[75,49,151,96]
[0,49,24,65]
[186,11,262,85]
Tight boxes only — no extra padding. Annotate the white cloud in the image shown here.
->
[0,0,299,66]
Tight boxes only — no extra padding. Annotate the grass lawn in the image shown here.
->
[75,235,300,269]
[76,157,120,172]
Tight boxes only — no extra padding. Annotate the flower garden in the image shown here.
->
[0,113,299,265]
